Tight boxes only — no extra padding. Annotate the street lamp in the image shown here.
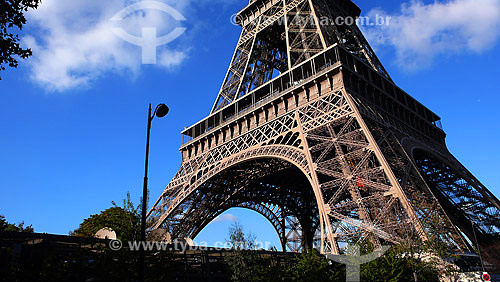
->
[139,103,169,282]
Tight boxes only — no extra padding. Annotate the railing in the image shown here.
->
[181,43,444,147]
[181,45,342,146]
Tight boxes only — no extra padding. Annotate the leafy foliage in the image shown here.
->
[225,221,283,282]
[0,0,41,78]
[227,221,255,250]
[360,245,440,282]
[224,223,445,282]
[70,206,139,241]
[224,222,343,282]
[111,190,142,218]
[71,192,141,241]
[0,214,34,232]
[285,249,344,282]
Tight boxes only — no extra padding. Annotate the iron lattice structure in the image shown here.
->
[148,0,500,258]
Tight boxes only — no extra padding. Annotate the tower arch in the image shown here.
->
[150,146,321,252]
[147,0,500,266]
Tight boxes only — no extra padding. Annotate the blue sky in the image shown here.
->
[1,0,499,250]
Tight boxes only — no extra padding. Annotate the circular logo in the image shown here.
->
[110,1,187,64]
[482,273,491,281]
[109,239,123,251]
[230,14,242,26]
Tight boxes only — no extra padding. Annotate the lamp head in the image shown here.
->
[156,104,169,118]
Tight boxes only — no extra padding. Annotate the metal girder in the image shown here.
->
[148,0,500,265]
[414,151,500,238]
[211,0,391,113]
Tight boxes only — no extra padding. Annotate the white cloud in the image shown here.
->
[158,50,189,69]
[22,0,190,92]
[213,213,238,223]
[363,0,500,70]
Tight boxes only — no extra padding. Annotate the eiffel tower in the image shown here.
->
[148,0,500,259]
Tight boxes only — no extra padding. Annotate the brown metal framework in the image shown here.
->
[148,0,500,258]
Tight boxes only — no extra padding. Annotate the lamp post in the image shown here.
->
[139,103,169,282]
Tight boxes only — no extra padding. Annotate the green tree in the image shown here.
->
[0,0,41,78]
[350,238,441,282]
[70,206,139,241]
[111,190,142,218]
[222,222,444,282]
[0,214,34,232]
[360,246,440,282]
[228,221,255,250]
[286,249,344,282]
[71,192,141,241]
[225,221,283,282]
